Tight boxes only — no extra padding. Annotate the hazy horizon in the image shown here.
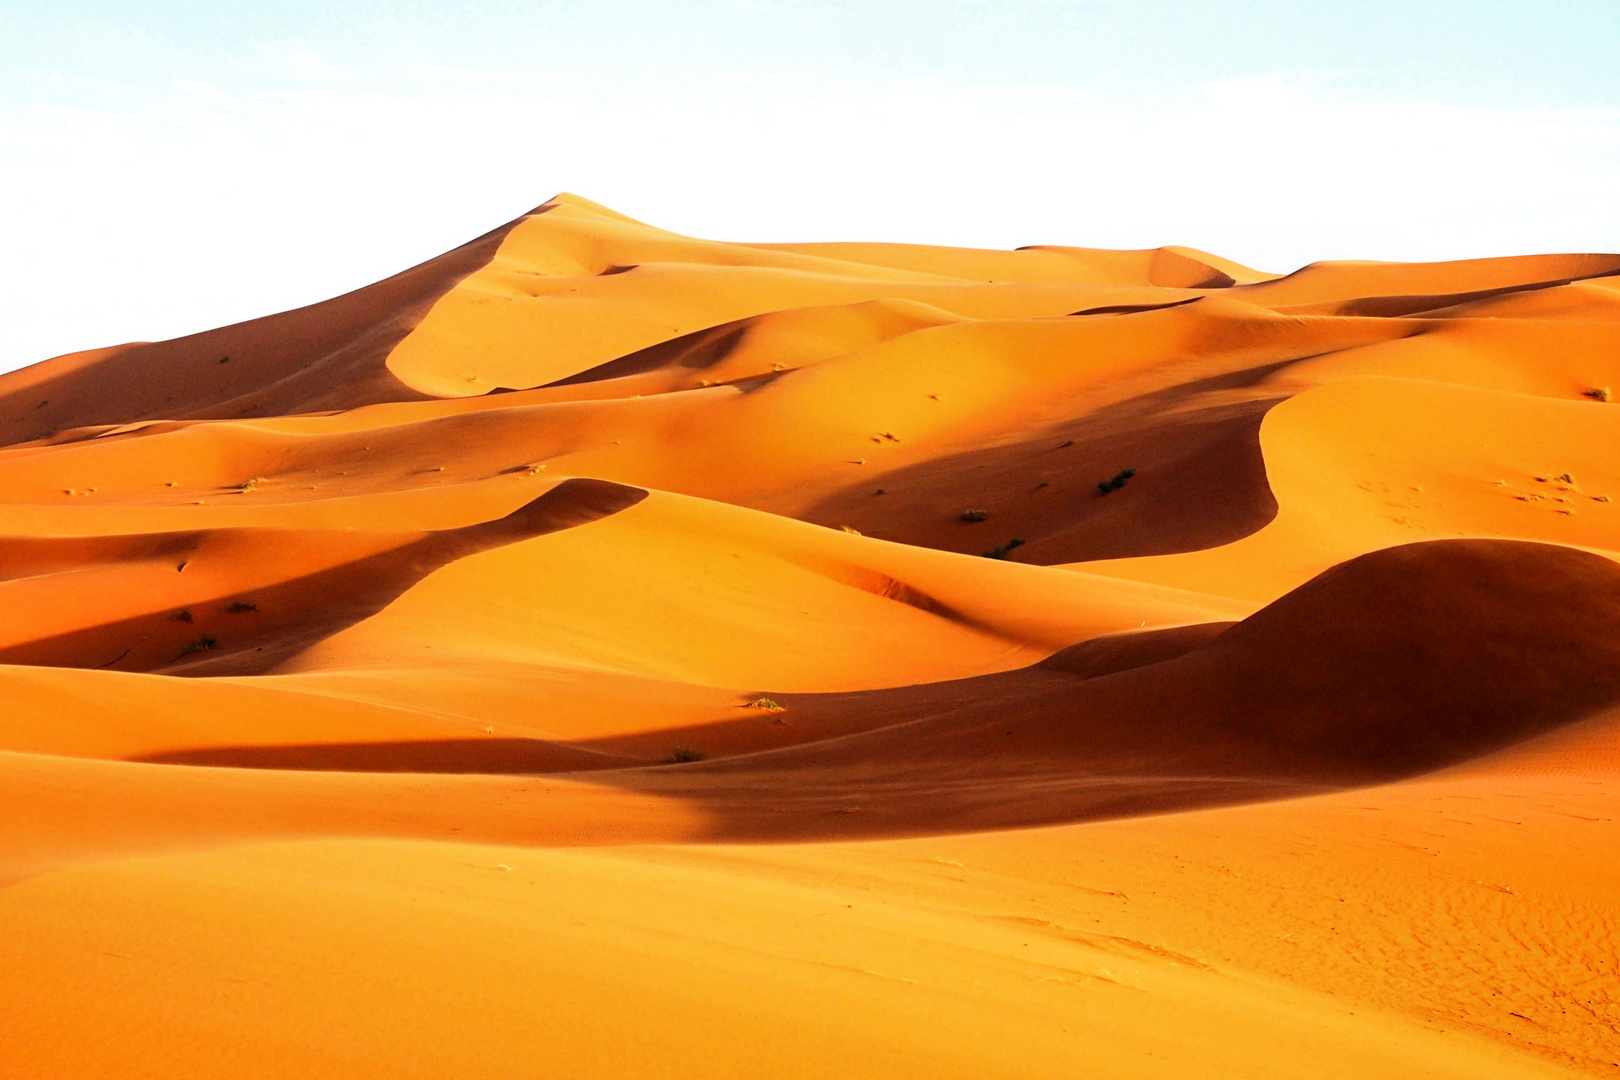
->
[3,0,1618,369]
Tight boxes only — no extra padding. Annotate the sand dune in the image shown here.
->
[2,197,1618,1077]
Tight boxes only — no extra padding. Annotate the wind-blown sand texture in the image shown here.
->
[3,194,1619,1077]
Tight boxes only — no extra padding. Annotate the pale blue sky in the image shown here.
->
[3,1,1618,367]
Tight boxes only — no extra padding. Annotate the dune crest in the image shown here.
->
[2,198,1617,1078]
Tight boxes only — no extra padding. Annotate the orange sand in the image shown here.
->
[2,194,1618,1076]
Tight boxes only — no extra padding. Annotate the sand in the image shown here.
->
[1,193,1617,1076]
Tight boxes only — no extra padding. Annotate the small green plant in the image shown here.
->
[747,697,785,712]
[179,635,217,657]
[238,476,267,493]
[960,508,988,523]
[667,743,705,763]
[841,525,863,535]
[173,608,194,623]
[1097,468,1136,495]
[226,601,258,613]
[983,538,1026,560]
[1583,387,1610,402]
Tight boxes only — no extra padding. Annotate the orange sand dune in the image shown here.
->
[2,197,1618,1077]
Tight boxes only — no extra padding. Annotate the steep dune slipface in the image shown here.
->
[0,214,528,434]
[1083,376,1620,601]
[0,478,647,674]
[555,539,1620,839]
[2,198,1617,1078]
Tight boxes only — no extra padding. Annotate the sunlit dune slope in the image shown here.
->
[2,195,1618,1078]
[1083,376,1620,601]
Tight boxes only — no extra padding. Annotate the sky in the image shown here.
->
[2,1,1618,369]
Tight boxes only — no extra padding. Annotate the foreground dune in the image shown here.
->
[2,195,1618,1076]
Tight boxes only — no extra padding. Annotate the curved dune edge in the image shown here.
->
[0,537,1611,850]
[110,539,1620,813]
[2,200,1619,1076]
[0,477,648,674]
[0,211,532,435]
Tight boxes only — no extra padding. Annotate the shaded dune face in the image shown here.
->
[590,539,1620,840]
[136,539,1620,846]
[1193,539,1620,770]
[0,478,647,674]
[0,212,534,435]
[796,363,1284,561]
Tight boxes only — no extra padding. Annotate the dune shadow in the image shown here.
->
[590,539,1620,840]
[1069,297,1202,317]
[0,211,540,441]
[0,479,648,676]
[129,540,1620,844]
[798,362,1295,564]
[543,322,751,387]
[1252,260,1620,316]
[142,737,643,774]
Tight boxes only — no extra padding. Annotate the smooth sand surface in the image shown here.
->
[2,194,1618,1076]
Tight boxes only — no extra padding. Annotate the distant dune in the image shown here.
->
[2,195,1617,1077]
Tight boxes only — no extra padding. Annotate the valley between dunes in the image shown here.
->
[3,194,1619,1076]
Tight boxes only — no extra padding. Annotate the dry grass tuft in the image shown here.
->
[178,635,217,657]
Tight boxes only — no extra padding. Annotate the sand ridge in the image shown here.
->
[1,196,1617,1076]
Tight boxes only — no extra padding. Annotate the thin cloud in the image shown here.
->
[2,64,1617,368]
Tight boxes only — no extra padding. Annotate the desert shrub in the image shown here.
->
[1583,387,1611,402]
[960,509,988,523]
[179,635,217,656]
[748,697,785,711]
[983,538,1026,560]
[226,601,258,613]
[1097,468,1136,495]
[667,744,705,764]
